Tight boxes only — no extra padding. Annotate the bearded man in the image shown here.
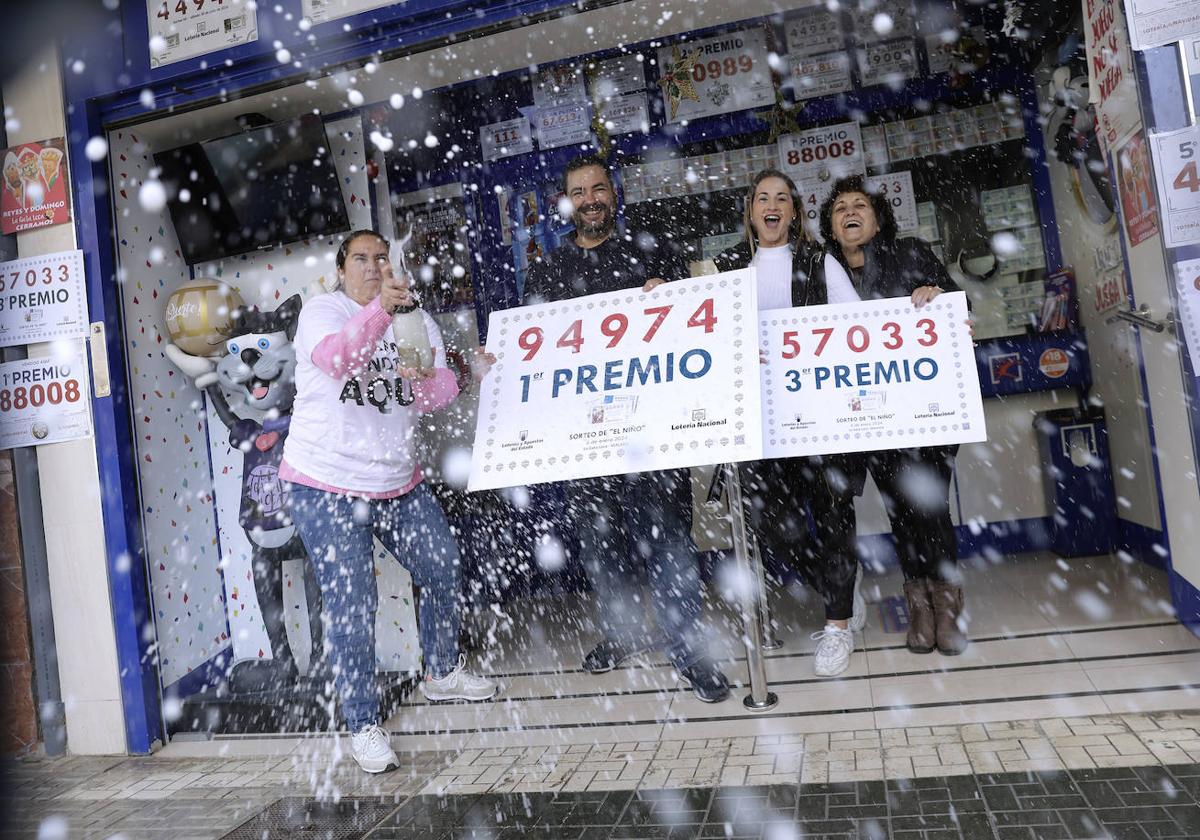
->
[522,154,730,703]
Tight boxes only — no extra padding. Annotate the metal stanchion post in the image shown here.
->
[750,534,783,651]
[723,463,778,712]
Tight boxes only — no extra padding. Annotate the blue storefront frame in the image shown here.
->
[61,2,1200,754]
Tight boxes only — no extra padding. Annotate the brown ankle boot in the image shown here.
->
[903,580,935,654]
[930,581,968,655]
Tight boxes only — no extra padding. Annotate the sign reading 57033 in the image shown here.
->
[468,271,763,491]
[760,292,986,458]
[0,250,88,348]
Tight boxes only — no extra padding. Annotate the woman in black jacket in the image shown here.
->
[815,174,968,656]
[712,168,864,678]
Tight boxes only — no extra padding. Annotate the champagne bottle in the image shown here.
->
[392,302,433,371]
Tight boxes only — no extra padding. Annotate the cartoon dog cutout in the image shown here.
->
[166,293,324,694]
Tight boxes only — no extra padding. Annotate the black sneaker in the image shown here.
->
[582,639,650,674]
[677,660,731,703]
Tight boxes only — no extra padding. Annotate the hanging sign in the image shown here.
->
[1084,0,1140,156]
[865,171,918,232]
[1149,124,1200,247]
[533,64,587,108]
[785,9,844,56]
[656,28,775,123]
[788,51,853,101]
[857,39,920,88]
[597,93,650,135]
[0,250,88,348]
[468,271,762,490]
[480,117,534,162]
[1121,0,1200,51]
[1,138,70,235]
[0,345,92,450]
[535,103,592,150]
[1172,257,1200,368]
[302,0,390,24]
[851,0,916,44]
[147,0,258,67]
[589,55,646,98]
[1115,131,1160,247]
[760,292,984,458]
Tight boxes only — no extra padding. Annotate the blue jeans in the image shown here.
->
[289,482,461,731]
[565,468,706,669]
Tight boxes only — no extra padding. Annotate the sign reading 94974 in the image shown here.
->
[1150,124,1200,248]
[468,271,763,491]
[760,292,985,458]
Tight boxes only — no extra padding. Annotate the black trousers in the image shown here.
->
[739,456,858,621]
[862,446,958,583]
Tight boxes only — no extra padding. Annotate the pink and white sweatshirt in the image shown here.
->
[280,291,459,497]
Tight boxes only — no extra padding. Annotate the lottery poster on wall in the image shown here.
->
[787,51,853,101]
[1121,0,1200,51]
[0,345,92,450]
[849,0,916,44]
[147,0,257,67]
[0,250,88,347]
[1084,0,1139,156]
[1115,132,1159,247]
[589,55,646,99]
[597,93,650,136]
[784,9,844,57]
[1149,124,1200,248]
[468,271,762,490]
[1171,258,1200,367]
[394,184,475,312]
[656,28,775,123]
[1,137,70,235]
[760,292,985,458]
[480,117,534,162]
[865,171,918,233]
[534,103,592,150]
[857,39,919,88]
[533,64,587,108]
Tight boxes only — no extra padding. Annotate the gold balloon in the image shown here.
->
[164,279,245,358]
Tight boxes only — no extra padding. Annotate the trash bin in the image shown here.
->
[1033,410,1117,557]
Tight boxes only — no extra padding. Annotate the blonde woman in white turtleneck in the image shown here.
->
[711,168,863,678]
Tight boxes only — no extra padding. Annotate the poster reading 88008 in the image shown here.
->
[468,271,762,491]
[760,292,985,458]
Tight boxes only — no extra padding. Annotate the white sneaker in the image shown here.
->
[812,624,855,677]
[351,724,398,774]
[849,563,866,632]
[420,654,498,702]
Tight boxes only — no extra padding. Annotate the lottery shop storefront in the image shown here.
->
[47,0,1200,752]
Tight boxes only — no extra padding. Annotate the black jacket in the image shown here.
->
[712,239,827,307]
[523,233,687,304]
[828,235,961,301]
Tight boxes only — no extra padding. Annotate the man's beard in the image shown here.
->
[572,201,615,240]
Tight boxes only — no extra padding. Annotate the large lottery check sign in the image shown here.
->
[469,271,762,490]
[760,292,985,457]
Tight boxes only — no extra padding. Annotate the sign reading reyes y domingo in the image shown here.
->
[760,292,986,457]
[469,271,763,491]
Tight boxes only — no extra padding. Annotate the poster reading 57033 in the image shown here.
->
[469,271,762,491]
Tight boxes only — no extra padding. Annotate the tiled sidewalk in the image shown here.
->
[422,711,1200,795]
[3,711,1198,838]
